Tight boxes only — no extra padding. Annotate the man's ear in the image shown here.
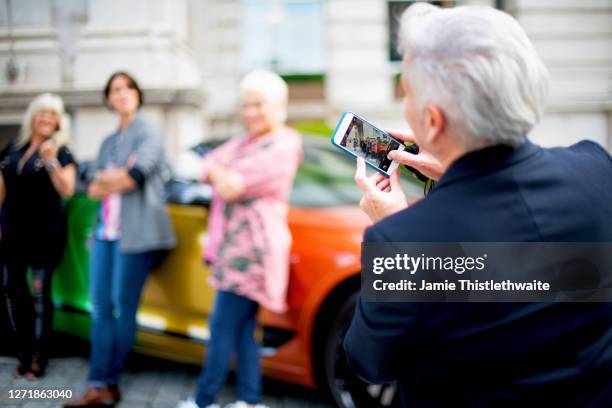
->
[423,104,446,145]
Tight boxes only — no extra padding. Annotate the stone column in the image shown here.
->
[507,0,612,149]
[324,0,394,125]
[192,0,243,139]
[71,0,205,162]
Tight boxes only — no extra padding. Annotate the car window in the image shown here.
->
[291,143,362,207]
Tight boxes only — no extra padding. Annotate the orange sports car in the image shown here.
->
[51,136,421,408]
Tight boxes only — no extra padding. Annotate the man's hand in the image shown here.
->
[354,158,413,222]
[387,129,444,181]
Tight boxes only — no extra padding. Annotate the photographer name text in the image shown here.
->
[373,279,550,292]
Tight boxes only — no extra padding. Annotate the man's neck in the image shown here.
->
[438,139,494,173]
[439,146,469,173]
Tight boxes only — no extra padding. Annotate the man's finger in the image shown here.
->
[376,176,390,186]
[390,168,402,190]
[354,158,375,193]
[370,172,386,185]
[376,177,391,190]
[359,195,368,213]
[387,129,416,144]
[377,182,391,192]
[389,150,422,166]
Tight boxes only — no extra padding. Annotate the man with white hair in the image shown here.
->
[344,3,612,406]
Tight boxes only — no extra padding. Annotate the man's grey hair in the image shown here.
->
[398,3,549,146]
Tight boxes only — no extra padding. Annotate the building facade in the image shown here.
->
[0,0,610,164]
[323,0,612,149]
[0,0,205,163]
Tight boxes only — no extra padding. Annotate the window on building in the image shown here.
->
[0,0,56,27]
[0,124,20,156]
[241,0,324,75]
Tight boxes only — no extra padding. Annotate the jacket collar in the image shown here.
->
[116,111,144,135]
[435,139,541,189]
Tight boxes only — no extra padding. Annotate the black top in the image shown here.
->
[344,140,612,407]
[1,143,76,267]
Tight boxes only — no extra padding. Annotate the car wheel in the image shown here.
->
[323,292,398,408]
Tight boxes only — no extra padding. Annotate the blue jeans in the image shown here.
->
[87,239,159,386]
[195,290,261,406]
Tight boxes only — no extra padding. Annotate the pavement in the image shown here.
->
[0,334,333,408]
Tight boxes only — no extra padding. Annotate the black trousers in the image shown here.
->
[1,222,67,367]
[1,261,55,366]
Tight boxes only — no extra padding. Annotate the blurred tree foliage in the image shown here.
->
[292,120,335,138]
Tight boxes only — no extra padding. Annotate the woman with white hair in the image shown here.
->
[0,93,76,379]
[178,70,302,408]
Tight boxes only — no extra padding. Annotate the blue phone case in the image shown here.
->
[330,111,403,177]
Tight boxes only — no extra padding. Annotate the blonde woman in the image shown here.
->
[0,93,76,379]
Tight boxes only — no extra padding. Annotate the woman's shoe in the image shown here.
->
[224,402,268,408]
[15,361,29,378]
[15,352,30,378]
[26,351,47,379]
[108,384,121,403]
[63,386,116,407]
[175,397,219,408]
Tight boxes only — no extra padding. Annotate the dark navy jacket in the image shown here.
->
[344,140,612,407]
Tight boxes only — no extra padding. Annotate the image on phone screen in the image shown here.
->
[338,116,401,173]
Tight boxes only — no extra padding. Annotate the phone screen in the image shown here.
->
[338,116,401,173]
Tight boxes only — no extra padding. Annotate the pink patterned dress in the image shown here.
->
[201,128,302,313]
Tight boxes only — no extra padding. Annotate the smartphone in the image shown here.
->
[331,112,406,176]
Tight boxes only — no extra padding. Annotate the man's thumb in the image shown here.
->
[390,168,402,189]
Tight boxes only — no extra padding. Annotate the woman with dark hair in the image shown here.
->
[65,72,175,407]
[0,93,76,379]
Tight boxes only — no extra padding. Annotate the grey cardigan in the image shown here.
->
[93,114,176,252]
